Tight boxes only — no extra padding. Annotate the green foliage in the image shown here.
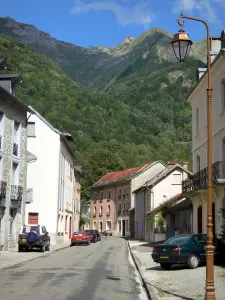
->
[0,34,203,204]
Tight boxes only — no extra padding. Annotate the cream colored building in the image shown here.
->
[182,34,225,237]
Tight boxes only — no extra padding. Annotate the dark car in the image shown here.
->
[151,234,225,270]
[85,229,101,242]
[18,224,50,252]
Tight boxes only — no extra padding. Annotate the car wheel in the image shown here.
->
[160,263,172,270]
[46,244,50,251]
[187,254,199,269]
[18,246,23,252]
[40,245,45,252]
[86,241,90,245]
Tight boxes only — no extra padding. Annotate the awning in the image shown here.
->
[27,151,37,163]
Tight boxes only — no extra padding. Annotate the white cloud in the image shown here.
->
[71,0,152,28]
[172,0,225,25]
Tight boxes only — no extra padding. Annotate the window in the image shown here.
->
[94,192,97,200]
[12,162,19,186]
[221,79,225,111]
[118,203,121,213]
[13,121,20,157]
[94,206,96,216]
[100,191,103,200]
[107,205,110,215]
[100,206,102,215]
[65,215,68,232]
[196,155,200,173]
[0,156,3,180]
[123,202,125,211]
[172,174,181,185]
[123,187,126,195]
[28,213,39,224]
[27,122,35,137]
[195,107,199,135]
[118,189,122,198]
[108,190,111,199]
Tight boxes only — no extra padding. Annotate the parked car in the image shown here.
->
[152,234,225,270]
[18,224,50,252]
[70,231,90,246]
[84,229,101,242]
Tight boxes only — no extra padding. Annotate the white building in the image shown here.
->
[25,106,78,245]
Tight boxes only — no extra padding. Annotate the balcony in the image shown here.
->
[13,142,18,156]
[11,185,23,208]
[0,180,7,207]
[182,161,225,194]
[26,188,33,204]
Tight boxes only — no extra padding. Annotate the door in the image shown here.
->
[192,234,207,262]
[197,205,202,233]
[69,217,72,238]
[122,220,126,236]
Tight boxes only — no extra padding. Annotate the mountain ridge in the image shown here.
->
[0,16,206,91]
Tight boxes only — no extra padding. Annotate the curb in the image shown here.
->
[127,241,159,300]
[0,244,70,271]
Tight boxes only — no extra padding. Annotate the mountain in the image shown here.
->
[0,17,206,91]
[0,18,207,200]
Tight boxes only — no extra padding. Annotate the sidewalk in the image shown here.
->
[128,240,225,300]
[0,243,70,270]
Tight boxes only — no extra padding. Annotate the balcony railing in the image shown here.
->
[11,185,23,201]
[182,161,225,194]
[13,143,18,156]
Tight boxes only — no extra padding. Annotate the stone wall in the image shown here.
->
[0,89,27,251]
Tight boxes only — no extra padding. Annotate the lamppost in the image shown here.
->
[171,14,215,300]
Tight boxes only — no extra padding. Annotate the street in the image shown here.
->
[0,237,147,300]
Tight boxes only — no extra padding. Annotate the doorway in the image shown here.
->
[197,205,202,233]
[122,220,125,237]
[69,217,72,238]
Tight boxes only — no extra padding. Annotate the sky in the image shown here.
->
[1,0,225,48]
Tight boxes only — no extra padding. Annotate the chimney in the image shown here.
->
[181,161,188,170]
[167,161,176,166]
[221,30,225,51]
[210,36,221,63]
[0,74,23,96]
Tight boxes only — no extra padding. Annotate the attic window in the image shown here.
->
[172,174,181,185]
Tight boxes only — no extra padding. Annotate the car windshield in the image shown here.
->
[164,235,190,245]
[85,230,93,235]
[21,225,40,234]
[74,232,84,236]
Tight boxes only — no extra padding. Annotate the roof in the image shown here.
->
[92,162,154,188]
[0,85,33,113]
[187,49,224,102]
[146,193,183,214]
[133,163,192,193]
[0,73,23,83]
[27,151,37,163]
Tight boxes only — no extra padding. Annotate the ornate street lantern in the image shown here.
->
[171,28,193,63]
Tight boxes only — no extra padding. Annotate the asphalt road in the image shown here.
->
[0,237,147,300]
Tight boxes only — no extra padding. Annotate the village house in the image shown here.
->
[25,106,79,245]
[182,32,225,237]
[133,162,191,242]
[90,161,166,237]
[0,68,34,251]
[74,166,82,231]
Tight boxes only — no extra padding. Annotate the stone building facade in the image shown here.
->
[0,85,31,251]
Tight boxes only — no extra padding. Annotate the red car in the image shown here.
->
[70,231,90,246]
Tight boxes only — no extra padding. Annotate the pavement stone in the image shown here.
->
[0,243,70,270]
[128,240,225,300]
